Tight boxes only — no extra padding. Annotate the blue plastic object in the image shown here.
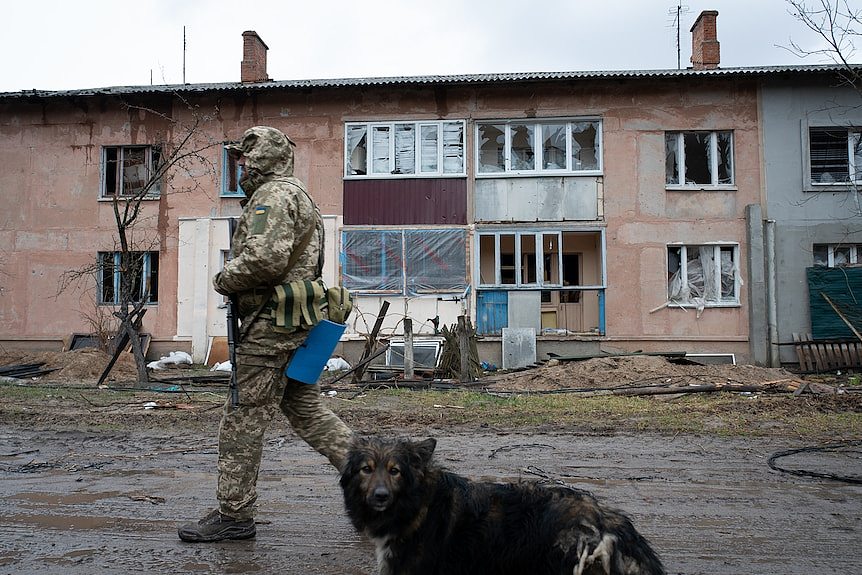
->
[285,320,346,384]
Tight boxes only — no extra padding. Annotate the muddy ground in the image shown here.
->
[1,349,861,574]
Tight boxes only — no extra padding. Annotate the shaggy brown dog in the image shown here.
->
[340,436,665,575]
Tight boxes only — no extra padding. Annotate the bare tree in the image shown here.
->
[786,0,862,91]
[60,94,220,384]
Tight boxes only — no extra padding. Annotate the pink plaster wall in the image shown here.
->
[0,77,760,359]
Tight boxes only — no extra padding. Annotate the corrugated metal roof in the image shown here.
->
[0,64,857,99]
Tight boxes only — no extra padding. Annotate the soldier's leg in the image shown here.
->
[216,355,284,520]
[280,376,353,470]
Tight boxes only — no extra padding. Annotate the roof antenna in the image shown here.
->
[667,2,690,69]
[183,26,187,84]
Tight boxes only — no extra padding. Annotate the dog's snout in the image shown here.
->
[372,485,390,503]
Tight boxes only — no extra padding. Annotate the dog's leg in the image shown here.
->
[574,534,615,575]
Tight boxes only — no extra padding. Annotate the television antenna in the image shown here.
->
[667,2,690,69]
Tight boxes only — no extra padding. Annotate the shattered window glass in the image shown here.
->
[665,131,733,187]
[346,125,368,175]
[542,123,566,169]
[478,124,505,173]
[510,124,535,171]
[717,132,733,184]
[479,234,496,284]
[683,132,711,185]
[98,251,158,304]
[571,121,599,171]
[812,244,829,267]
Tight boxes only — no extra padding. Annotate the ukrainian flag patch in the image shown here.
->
[251,205,270,234]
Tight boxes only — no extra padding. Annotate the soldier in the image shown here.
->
[178,126,353,542]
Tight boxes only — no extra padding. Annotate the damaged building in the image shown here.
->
[1,12,860,369]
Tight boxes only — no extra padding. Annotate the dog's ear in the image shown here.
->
[413,438,437,463]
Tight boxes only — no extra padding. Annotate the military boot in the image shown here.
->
[178,509,256,542]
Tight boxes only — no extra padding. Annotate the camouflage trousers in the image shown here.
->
[216,351,353,521]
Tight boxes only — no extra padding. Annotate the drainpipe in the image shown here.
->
[765,219,779,367]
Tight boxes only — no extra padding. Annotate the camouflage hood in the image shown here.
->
[228,126,295,194]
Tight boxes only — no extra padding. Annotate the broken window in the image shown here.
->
[98,251,159,304]
[478,124,506,173]
[667,244,738,307]
[813,243,862,267]
[477,230,590,290]
[477,119,602,175]
[221,145,245,197]
[808,127,862,184]
[510,124,535,171]
[344,121,465,178]
[665,131,733,187]
[102,146,161,198]
[341,228,467,295]
[542,123,567,170]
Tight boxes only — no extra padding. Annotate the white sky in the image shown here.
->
[0,0,840,93]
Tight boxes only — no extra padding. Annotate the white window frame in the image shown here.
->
[476,229,604,290]
[475,118,603,177]
[665,131,735,189]
[666,243,740,308]
[344,120,466,179]
[813,243,862,267]
[807,127,862,186]
[100,145,162,198]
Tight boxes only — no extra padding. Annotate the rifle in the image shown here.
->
[226,217,240,407]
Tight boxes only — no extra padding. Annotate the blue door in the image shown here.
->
[476,290,508,335]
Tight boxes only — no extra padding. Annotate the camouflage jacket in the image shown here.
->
[213,127,323,357]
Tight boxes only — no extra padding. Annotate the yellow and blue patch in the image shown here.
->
[251,205,270,234]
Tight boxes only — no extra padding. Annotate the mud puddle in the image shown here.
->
[1,428,860,574]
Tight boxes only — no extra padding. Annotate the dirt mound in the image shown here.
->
[480,355,804,392]
[0,348,139,383]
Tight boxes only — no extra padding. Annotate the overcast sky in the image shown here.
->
[0,0,844,93]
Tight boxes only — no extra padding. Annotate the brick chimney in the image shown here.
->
[241,31,269,83]
[690,10,720,70]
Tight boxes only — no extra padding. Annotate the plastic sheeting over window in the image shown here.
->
[667,244,738,313]
[342,228,467,295]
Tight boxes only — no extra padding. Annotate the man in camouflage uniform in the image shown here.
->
[178,126,353,542]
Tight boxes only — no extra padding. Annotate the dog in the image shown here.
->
[340,436,665,575]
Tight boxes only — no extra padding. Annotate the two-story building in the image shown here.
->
[1,12,858,368]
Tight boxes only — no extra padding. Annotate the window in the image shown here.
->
[476,119,601,175]
[345,121,465,178]
[809,127,862,184]
[667,244,738,306]
[665,131,733,187]
[98,251,159,304]
[342,229,467,294]
[221,145,245,197]
[101,146,162,197]
[478,230,586,288]
[813,243,862,267]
